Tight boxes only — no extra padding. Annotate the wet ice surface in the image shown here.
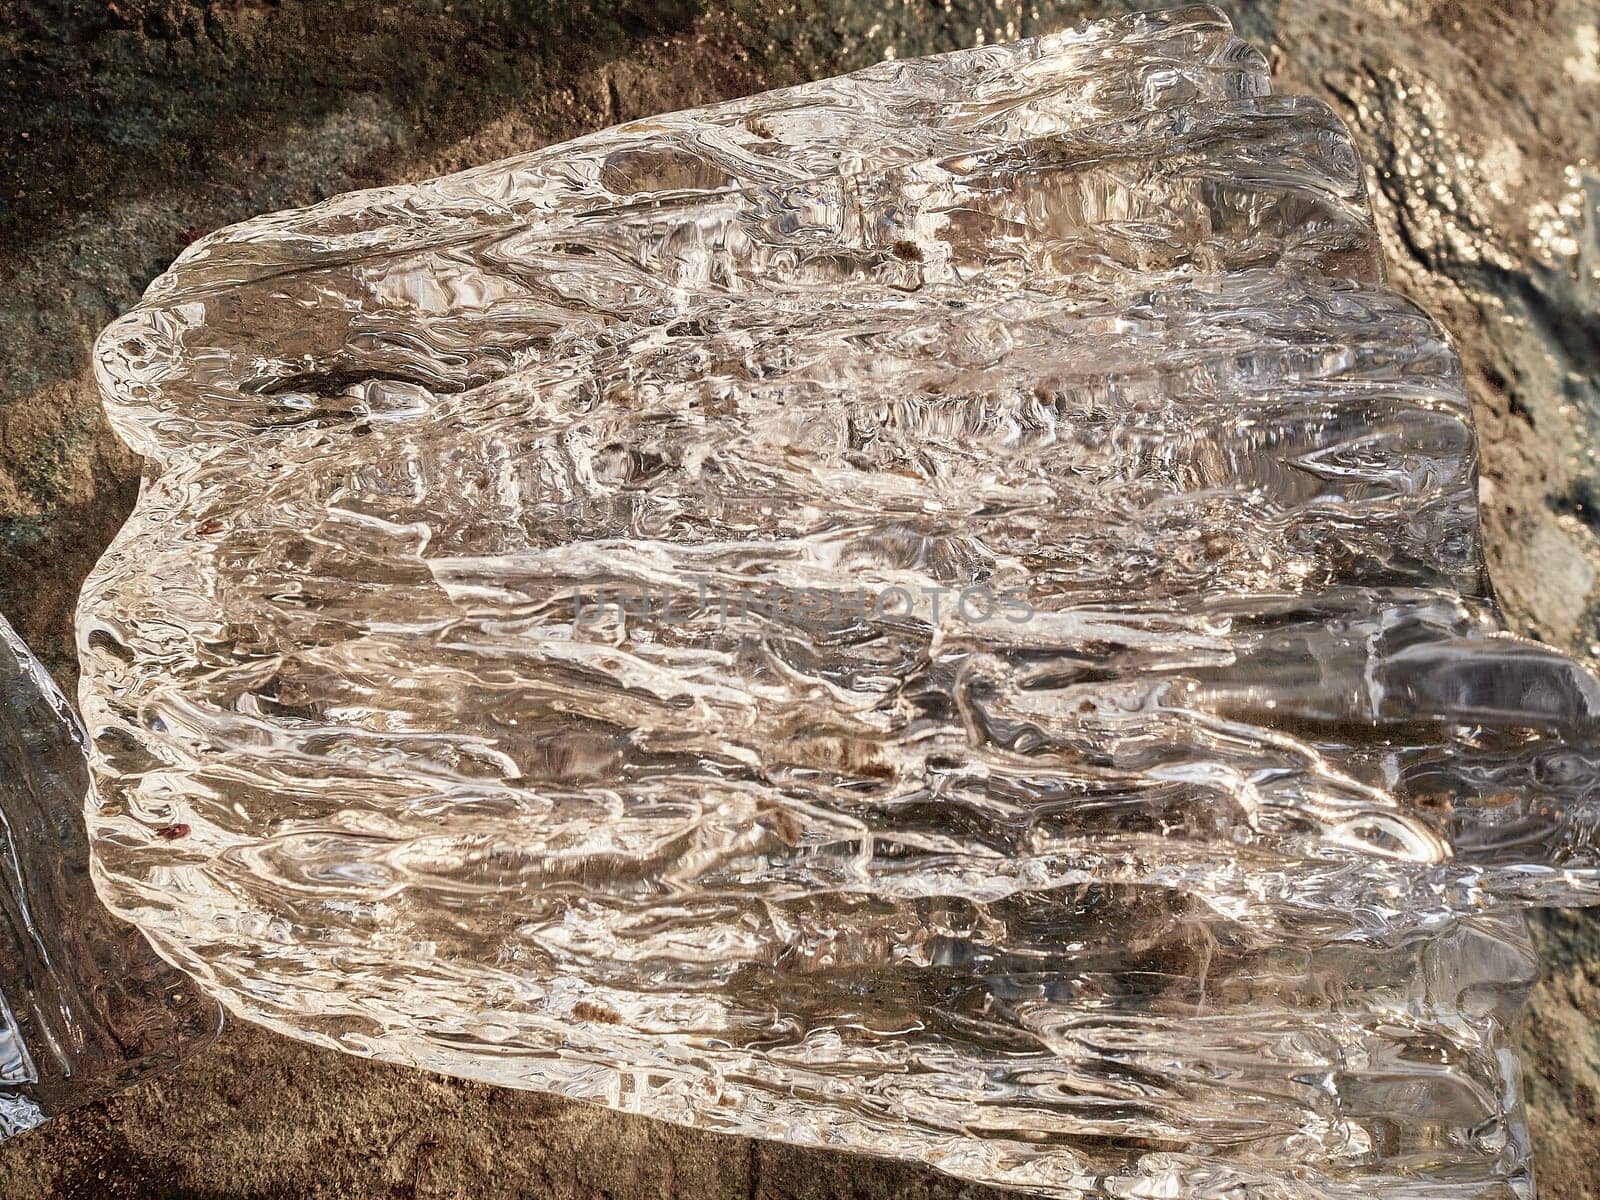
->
[0,617,218,1138]
[79,6,1600,1196]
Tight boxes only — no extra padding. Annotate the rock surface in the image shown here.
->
[1,2,1598,1197]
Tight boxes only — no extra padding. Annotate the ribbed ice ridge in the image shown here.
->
[0,617,218,1137]
[80,6,1600,1196]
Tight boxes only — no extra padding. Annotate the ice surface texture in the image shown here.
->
[0,617,218,1138]
[81,5,1600,1196]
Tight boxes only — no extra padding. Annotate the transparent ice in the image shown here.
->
[81,6,1600,1196]
[0,616,218,1138]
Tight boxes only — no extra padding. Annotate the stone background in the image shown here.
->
[1,1,1597,1196]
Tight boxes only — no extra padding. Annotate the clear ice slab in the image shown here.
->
[79,5,1600,1197]
[0,617,219,1138]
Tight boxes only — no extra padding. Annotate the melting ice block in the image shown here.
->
[0,617,218,1137]
[80,5,1599,1196]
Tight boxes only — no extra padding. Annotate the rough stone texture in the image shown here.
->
[0,2,1596,1197]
